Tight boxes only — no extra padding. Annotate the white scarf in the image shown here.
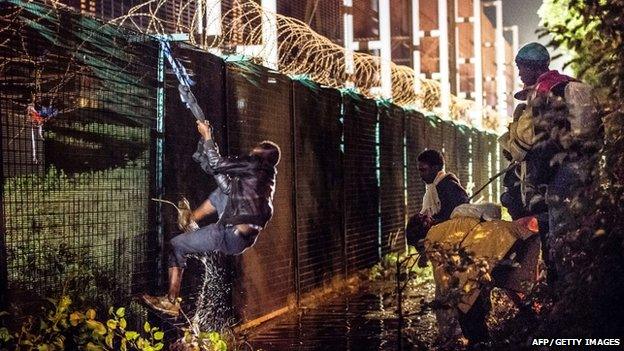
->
[420,171,448,217]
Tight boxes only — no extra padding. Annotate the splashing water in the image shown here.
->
[188,253,233,331]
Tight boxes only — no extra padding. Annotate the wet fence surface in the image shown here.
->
[0,1,504,333]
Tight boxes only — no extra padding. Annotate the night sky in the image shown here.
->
[487,0,567,71]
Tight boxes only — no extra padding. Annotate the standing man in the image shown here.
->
[142,120,281,317]
[503,42,597,283]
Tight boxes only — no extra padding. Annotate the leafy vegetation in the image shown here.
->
[0,292,229,351]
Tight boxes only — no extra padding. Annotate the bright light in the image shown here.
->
[473,0,483,129]
[261,0,278,70]
[438,0,450,119]
[412,0,421,96]
[379,0,392,99]
[343,0,354,76]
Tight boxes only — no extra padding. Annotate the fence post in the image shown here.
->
[290,82,301,306]
[154,43,166,290]
[0,100,7,308]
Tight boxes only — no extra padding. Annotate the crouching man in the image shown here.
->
[406,149,469,261]
[142,120,280,317]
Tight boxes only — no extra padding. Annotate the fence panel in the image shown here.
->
[0,2,159,304]
[456,126,473,194]
[424,115,443,152]
[379,103,406,253]
[225,62,295,323]
[441,121,459,175]
[292,81,344,295]
[405,110,427,218]
[163,47,230,328]
[343,94,380,274]
[489,133,502,203]
[474,131,491,202]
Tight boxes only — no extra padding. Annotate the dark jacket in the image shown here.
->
[432,174,470,223]
[405,174,469,247]
[192,139,276,227]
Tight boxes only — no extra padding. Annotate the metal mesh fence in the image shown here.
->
[405,110,426,218]
[293,80,344,295]
[424,115,443,152]
[343,93,380,274]
[379,103,406,254]
[0,0,159,305]
[224,61,296,323]
[163,45,231,329]
[442,120,459,175]
[456,125,473,194]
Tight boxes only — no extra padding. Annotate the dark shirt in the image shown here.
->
[432,174,470,223]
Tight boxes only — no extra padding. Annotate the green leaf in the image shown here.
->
[154,331,164,341]
[208,331,220,343]
[115,307,126,318]
[125,331,139,341]
[106,319,118,330]
[86,342,104,351]
[105,334,114,348]
[86,320,107,335]
[119,318,127,330]
[154,343,164,351]
[214,339,228,351]
[143,321,151,333]
[0,327,12,342]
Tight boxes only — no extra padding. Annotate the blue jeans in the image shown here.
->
[168,189,259,268]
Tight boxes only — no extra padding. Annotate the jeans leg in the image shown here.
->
[168,223,227,268]
[222,227,259,255]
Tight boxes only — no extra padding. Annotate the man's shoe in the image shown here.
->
[141,294,181,317]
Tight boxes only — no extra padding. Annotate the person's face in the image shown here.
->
[418,161,438,184]
[517,63,540,86]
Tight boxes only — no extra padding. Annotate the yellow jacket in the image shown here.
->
[426,217,540,312]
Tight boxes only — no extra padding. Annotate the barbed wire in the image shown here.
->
[8,0,501,131]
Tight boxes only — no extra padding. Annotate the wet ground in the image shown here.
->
[239,278,439,351]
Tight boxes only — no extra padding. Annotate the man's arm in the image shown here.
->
[191,198,217,222]
[195,120,255,176]
[194,121,236,194]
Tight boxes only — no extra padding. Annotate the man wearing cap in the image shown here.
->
[501,42,598,283]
